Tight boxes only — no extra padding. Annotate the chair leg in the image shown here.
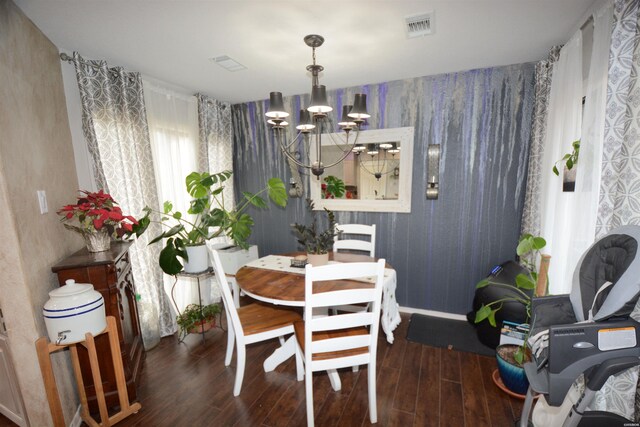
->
[352,366,359,372]
[368,361,377,423]
[225,315,235,366]
[305,367,314,427]
[295,341,304,382]
[278,336,285,346]
[233,344,246,397]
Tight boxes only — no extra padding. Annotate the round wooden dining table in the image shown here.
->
[235,251,386,307]
[234,251,393,381]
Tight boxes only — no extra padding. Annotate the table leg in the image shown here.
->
[263,335,296,372]
[327,369,342,391]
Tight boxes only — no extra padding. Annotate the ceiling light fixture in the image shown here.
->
[265,34,370,178]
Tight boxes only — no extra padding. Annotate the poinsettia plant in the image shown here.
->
[57,190,138,238]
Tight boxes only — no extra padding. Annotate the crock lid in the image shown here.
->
[49,279,94,297]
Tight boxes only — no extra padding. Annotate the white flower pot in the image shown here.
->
[208,243,259,275]
[43,279,106,345]
[307,252,329,266]
[184,244,209,273]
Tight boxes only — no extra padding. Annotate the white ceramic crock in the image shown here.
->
[43,279,106,345]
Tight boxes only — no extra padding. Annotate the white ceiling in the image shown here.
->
[15,0,599,104]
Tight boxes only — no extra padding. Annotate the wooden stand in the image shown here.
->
[36,316,141,427]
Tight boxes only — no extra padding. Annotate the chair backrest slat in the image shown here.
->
[333,223,376,257]
[312,334,372,354]
[309,288,377,308]
[309,312,375,332]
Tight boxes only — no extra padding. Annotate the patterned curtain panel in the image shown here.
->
[196,94,234,210]
[73,53,174,348]
[520,47,561,238]
[597,0,640,236]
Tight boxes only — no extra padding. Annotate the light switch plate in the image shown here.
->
[37,190,48,214]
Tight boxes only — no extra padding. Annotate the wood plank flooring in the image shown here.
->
[0,311,522,426]
[107,312,523,427]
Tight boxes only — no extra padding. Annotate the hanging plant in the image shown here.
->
[552,139,580,176]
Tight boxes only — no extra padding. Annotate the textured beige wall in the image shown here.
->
[0,0,82,424]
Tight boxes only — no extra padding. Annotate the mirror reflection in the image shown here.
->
[309,127,413,213]
[320,141,402,200]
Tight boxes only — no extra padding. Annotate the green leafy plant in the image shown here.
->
[321,175,346,199]
[552,139,580,176]
[291,198,338,254]
[176,303,221,335]
[474,233,547,365]
[134,170,288,275]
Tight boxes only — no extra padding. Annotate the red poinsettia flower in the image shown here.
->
[57,190,138,240]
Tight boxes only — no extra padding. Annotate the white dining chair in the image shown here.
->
[209,248,303,396]
[295,259,385,427]
[332,223,377,318]
[333,223,376,257]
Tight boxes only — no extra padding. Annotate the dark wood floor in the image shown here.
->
[0,312,522,427]
[106,312,522,427]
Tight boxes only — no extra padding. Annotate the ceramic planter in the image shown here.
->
[188,318,216,334]
[307,252,329,266]
[184,244,209,273]
[83,229,111,253]
[208,243,258,274]
[496,344,529,395]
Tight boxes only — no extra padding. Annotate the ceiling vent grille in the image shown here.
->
[405,12,434,38]
[211,55,247,72]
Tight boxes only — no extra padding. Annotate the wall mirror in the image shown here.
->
[309,127,414,212]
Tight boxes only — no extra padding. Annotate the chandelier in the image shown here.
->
[353,142,401,181]
[265,34,370,178]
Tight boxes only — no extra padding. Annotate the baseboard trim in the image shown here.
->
[69,405,82,427]
[398,306,467,321]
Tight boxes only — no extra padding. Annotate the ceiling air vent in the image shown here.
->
[211,55,247,72]
[405,12,434,38]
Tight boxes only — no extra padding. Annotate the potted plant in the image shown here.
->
[134,170,288,275]
[58,190,138,253]
[473,233,547,395]
[176,303,222,336]
[291,198,338,266]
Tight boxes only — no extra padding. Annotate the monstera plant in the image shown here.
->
[135,170,287,275]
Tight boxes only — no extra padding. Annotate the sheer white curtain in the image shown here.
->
[539,33,583,294]
[143,80,217,316]
[539,6,613,295]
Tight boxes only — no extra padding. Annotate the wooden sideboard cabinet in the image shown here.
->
[51,241,144,412]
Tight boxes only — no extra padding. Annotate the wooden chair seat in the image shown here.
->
[238,303,301,336]
[294,321,368,361]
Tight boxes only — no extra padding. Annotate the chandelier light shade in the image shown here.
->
[265,34,370,178]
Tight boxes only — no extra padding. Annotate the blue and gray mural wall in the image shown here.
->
[231,62,535,315]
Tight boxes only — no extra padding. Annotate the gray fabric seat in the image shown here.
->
[520,225,640,426]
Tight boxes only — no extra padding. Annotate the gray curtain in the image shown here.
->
[73,52,174,348]
[520,47,562,238]
[598,0,640,236]
[196,94,234,207]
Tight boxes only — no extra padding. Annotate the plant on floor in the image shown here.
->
[133,170,288,275]
[473,233,547,365]
[176,303,222,335]
[291,198,338,254]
